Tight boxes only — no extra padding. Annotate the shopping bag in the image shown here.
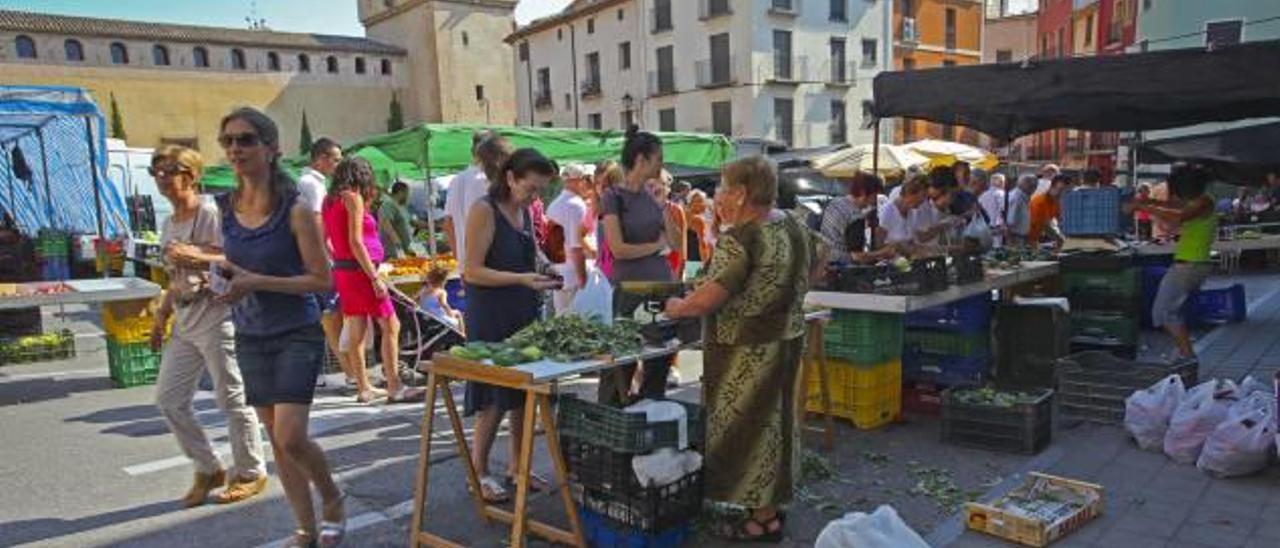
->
[570,268,613,325]
[815,505,930,548]
[1163,380,1238,465]
[1196,392,1276,478]
[1125,374,1186,451]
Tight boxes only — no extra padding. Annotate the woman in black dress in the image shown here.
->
[461,148,560,502]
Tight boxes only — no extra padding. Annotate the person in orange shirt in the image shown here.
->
[1027,174,1073,248]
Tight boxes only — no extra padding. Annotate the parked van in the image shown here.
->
[106,139,169,233]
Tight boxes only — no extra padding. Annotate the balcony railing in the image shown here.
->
[534,91,553,110]
[695,56,737,88]
[826,61,857,86]
[579,79,602,99]
[650,7,674,33]
[699,0,733,20]
[768,0,800,17]
[759,55,809,84]
[647,70,677,96]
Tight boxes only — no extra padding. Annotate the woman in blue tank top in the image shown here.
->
[213,108,345,548]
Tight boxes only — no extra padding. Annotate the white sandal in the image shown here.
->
[475,475,509,503]
[317,492,347,547]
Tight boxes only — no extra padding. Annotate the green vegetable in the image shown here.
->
[506,315,643,362]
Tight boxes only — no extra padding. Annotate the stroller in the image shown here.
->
[389,285,466,372]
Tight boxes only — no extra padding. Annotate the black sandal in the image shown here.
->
[715,512,786,543]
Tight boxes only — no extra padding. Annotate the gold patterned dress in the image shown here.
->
[700,211,814,509]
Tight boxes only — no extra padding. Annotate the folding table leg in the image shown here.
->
[409,372,441,548]
[441,378,487,521]
[537,394,585,547]
[509,392,538,547]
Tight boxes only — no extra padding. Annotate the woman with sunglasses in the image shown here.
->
[149,146,267,508]
[212,108,344,548]
[321,157,422,404]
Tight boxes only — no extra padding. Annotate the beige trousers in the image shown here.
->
[155,321,265,477]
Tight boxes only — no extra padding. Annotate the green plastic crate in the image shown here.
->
[823,311,903,364]
[904,329,989,357]
[107,337,162,388]
[1063,268,1139,300]
[0,330,75,365]
[1070,311,1139,346]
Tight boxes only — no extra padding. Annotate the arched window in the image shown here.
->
[152,44,170,66]
[326,55,339,73]
[268,52,281,71]
[15,35,36,59]
[230,48,246,70]
[110,42,129,64]
[380,59,392,75]
[192,46,209,68]
[64,39,84,62]
[355,57,366,74]
[298,53,311,72]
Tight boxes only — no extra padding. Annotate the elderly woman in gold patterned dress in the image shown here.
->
[664,156,816,542]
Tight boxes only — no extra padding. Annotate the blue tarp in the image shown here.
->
[0,86,129,238]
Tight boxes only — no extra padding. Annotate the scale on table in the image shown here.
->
[617,281,702,345]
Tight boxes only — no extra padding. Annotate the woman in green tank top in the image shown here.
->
[1128,163,1216,360]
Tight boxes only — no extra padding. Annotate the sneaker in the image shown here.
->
[215,474,269,504]
[182,469,226,508]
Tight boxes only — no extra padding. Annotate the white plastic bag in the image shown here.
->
[1125,374,1186,451]
[1196,392,1276,477]
[1237,375,1273,398]
[1163,380,1238,465]
[815,505,930,548]
[962,212,994,251]
[631,448,702,488]
[570,268,612,325]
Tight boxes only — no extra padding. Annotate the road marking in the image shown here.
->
[122,396,459,476]
[0,368,102,382]
[253,499,416,548]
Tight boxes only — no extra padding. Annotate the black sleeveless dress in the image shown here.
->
[462,197,542,415]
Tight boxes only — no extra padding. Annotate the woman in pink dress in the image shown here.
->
[322,158,423,404]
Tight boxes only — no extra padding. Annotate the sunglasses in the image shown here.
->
[218,133,262,148]
[148,166,190,178]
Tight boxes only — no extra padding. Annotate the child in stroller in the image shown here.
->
[415,264,465,336]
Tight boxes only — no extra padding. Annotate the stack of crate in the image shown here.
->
[995,302,1070,389]
[1062,253,1140,359]
[36,230,70,281]
[101,299,169,388]
[556,396,704,546]
[814,310,903,429]
[903,293,993,388]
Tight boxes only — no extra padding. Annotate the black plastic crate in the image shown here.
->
[1055,351,1198,424]
[941,388,1053,454]
[0,307,42,337]
[561,435,701,494]
[1068,341,1137,359]
[996,303,1070,389]
[1070,311,1139,347]
[1060,251,1136,271]
[827,257,948,296]
[952,253,986,285]
[577,469,703,533]
[557,395,703,454]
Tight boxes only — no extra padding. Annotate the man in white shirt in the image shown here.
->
[876,176,929,250]
[1006,174,1037,246]
[546,164,592,315]
[977,172,1006,242]
[297,138,341,215]
[442,131,507,267]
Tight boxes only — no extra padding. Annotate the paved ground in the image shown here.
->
[1,271,1277,547]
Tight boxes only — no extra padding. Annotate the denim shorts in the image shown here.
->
[235,324,325,407]
[1152,262,1212,328]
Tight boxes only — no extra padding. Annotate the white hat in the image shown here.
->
[561,163,594,179]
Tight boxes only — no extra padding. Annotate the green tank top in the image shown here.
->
[1174,201,1217,263]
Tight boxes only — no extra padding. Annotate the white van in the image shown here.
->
[106,139,170,233]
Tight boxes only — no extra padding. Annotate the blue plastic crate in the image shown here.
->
[41,256,70,280]
[444,278,466,313]
[1140,265,1168,329]
[903,350,990,386]
[905,293,991,333]
[580,507,691,548]
[1061,187,1121,236]
[1191,284,1245,325]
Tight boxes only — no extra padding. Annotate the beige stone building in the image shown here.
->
[359,0,519,127]
[0,1,519,161]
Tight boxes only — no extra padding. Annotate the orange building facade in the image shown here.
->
[893,0,985,145]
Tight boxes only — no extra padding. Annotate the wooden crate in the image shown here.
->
[965,472,1103,547]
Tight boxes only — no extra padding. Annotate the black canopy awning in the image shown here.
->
[1139,121,1280,183]
[871,40,1280,139]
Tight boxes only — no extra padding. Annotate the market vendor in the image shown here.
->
[820,172,884,261]
[664,155,817,542]
[866,174,928,260]
[1128,163,1216,361]
[1027,174,1073,249]
[378,181,416,259]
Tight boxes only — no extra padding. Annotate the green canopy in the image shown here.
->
[201,124,734,190]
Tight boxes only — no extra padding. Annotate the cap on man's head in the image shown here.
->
[560,163,594,180]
